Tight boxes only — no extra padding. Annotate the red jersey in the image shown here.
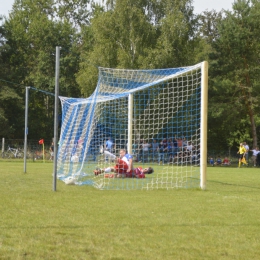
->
[114,158,129,173]
[133,167,145,178]
[124,167,145,178]
[223,159,229,164]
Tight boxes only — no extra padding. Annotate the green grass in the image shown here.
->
[0,161,260,259]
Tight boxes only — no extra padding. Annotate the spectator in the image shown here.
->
[141,140,151,163]
[151,139,159,162]
[105,137,114,153]
[158,141,167,165]
[177,137,183,151]
[132,141,138,161]
[243,142,249,164]
[222,157,231,166]
[105,137,114,162]
[250,147,259,167]
[257,152,260,167]
[209,157,214,166]
[191,150,198,164]
[182,137,188,148]
[177,151,184,164]
[186,141,194,152]
[173,135,178,154]
[137,139,144,162]
[166,141,174,163]
[214,156,222,166]
[49,142,54,161]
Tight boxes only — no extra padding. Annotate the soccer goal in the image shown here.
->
[57,61,208,190]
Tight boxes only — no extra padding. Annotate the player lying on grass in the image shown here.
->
[94,166,154,178]
[94,149,153,178]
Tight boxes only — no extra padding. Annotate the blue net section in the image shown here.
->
[57,63,203,189]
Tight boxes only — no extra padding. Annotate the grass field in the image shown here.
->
[0,161,260,259]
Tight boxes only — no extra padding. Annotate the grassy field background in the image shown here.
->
[0,161,260,259]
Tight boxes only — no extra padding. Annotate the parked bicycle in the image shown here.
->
[5,146,24,159]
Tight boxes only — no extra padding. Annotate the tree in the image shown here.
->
[0,15,25,138]
[141,0,198,68]
[77,0,199,96]
[77,0,156,96]
[194,10,223,63]
[210,0,260,149]
[0,0,82,139]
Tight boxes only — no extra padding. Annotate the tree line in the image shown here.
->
[1,0,260,152]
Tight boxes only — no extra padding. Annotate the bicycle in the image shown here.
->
[5,146,24,159]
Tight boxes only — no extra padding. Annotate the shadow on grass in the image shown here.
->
[207,179,260,190]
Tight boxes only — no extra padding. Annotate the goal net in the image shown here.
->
[57,62,208,190]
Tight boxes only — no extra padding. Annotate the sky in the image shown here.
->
[0,0,234,17]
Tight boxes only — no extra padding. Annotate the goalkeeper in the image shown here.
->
[237,142,247,167]
[94,149,153,178]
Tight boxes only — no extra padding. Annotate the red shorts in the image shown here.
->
[114,158,129,173]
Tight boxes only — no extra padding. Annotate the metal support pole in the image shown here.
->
[53,46,60,191]
[24,87,30,173]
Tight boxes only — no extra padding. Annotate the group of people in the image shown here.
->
[209,141,260,167]
[209,156,231,166]
[97,136,198,165]
[238,142,260,167]
[94,149,154,178]
[134,136,198,165]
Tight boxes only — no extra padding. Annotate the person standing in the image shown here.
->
[141,140,151,163]
[105,137,114,152]
[173,135,179,154]
[158,141,167,165]
[105,137,114,162]
[250,146,259,167]
[243,142,249,165]
[151,139,159,162]
[49,142,54,161]
[237,142,247,168]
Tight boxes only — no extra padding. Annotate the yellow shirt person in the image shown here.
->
[238,144,246,155]
[237,143,247,167]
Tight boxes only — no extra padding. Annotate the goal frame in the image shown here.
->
[126,61,208,189]
[57,61,208,190]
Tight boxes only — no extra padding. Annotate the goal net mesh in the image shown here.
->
[57,63,203,189]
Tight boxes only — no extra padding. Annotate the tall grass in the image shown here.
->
[0,161,260,259]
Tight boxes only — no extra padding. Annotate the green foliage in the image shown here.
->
[0,0,82,139]
[77,0,157,96]
[77,0,198,96]
[0,86,23,138]
[141,0,199,68]
[209,0,260,149]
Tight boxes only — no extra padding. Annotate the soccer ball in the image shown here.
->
[64,176,76,185]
